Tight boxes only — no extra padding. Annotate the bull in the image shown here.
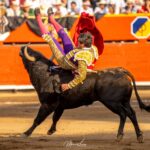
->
[20,46,150,143]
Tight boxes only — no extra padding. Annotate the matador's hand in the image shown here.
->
[61,84,70,92]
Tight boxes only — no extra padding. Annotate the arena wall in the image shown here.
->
[0,14,150,88]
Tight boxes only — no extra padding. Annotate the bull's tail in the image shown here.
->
[122,68,150,112]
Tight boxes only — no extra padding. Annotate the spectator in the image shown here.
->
[0,2,8,34]
[110,0,126,14]
[61,0,67,7]
[39,0,54,16]
[68,1,80,15]
[123,0,137,13]
[52,0,68,17]
[94,0,108,15]
[90,0,98,9]
[133,0,143,12]
[4,0,10,7]
[20,0,25,5]
[0,1,6,8]
[138,0,150,12]
[0,2,9,41]
[30,0,40,9]
[6,0,21,16]
[67,0,83,11]
[80,0,94,15]
[20,0,34,17]
[107,0,116,14]
[0,0,5,8]
[8,0,24,6]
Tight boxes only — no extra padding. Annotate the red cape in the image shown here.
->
[73,12,104,55]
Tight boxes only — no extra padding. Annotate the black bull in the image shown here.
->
[20,46,150,142]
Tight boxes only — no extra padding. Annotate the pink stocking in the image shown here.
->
[48,15,63,32]
[36,15,49,35]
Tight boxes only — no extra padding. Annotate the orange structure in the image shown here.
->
[0,14,150,88]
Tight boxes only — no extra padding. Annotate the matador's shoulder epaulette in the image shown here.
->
[74,50,93,66]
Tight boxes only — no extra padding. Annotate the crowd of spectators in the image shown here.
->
[0,0,150,36]
[0,0,150,18]
[0,0,149,40]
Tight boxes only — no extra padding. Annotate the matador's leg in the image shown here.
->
[43,34,76,70]
[48,8,74,54]
[35,8,65,55]
[35,8,76,69]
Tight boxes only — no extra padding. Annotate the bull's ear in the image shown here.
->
[24,46,36,62]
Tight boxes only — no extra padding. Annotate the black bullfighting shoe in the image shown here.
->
[34,7,41,16]
[47,7,54,16]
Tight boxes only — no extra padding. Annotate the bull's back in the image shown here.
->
[95,70,132,102]
[59,73,98,109]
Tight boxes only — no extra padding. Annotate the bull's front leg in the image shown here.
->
[47,107,64,135]
[22,103,54,137]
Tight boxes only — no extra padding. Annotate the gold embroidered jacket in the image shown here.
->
[43,34,98,89]
[64,47,98,88]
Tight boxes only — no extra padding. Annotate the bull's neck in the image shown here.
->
[28,63,50,92]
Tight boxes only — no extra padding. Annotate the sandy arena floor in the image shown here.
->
[0,90,150,150]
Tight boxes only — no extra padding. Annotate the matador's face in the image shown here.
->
[78,41,85,49]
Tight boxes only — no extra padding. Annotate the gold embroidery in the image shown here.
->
[64,57,77,69]
[43,34,97,88]
[65,49,80,60]
[43,34,76,70]
[68,60,87,88]
[44,19,58,39]
[91,45,99,60]
[74,50,94,66]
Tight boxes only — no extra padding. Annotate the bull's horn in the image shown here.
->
[24,46,36,62]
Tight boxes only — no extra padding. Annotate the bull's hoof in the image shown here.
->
[116,134,124,142]
[137,135,144,143]
[47,129,56,135]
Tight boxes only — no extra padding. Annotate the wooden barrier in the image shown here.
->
[0,14,150,86]
[0,45,51,85]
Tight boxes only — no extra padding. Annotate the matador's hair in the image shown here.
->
[78,32,92,48]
